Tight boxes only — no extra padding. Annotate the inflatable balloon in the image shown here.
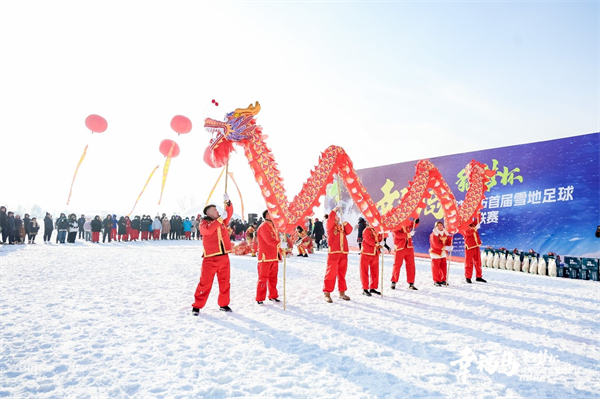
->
[85,114,108,133]
[159,139,180,158]
[170,115,192,134]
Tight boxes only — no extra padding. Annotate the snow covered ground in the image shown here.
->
[1,241,599,398]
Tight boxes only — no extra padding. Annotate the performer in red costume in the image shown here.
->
[360,220,384,296]
[255,210,281,305]
[323,206,353,303]
[429,221,453,287]
[462,217,487,284]
[391,218,420,291]
[191,194,234,315]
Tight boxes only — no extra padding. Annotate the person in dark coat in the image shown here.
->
[14,214,23,244]
[312,218,325,250]
[355,217,367,251]
[140,216,151,240]
[23,214,31,243]
[5,211,15,245]
[55,213,69,243]
[117,216,127,241]
[102,214,113,243]
[91,215,102,243]
[0,206,7,244]
[43,213,53,243]
[28,217,40,244]
[131,216,141,241]
[77,214,86,239]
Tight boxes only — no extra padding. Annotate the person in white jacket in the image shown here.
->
[152,216,162,240]
[84,217,92,241]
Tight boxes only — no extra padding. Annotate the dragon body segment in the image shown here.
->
[204,102,494,234]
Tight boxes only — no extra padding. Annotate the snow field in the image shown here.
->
[1,241,599,398]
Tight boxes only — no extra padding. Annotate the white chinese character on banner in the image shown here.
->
[488,195,501,209]
[501,194,513,207]
[527,190,542,204]
[480,212,487,224]
[481,199,487,209]
[456,200,464,207]
[487,211,499,224]
[542,188,556,203]
[513,192,527,206]
[557,186,574,201]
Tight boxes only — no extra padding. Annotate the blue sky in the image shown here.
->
[0,1,597,217]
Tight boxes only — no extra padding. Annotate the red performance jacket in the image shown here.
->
[257,220,281,262]
[392,220,419,250]
[463,227,482,250]
[361,226,384,256]
[200,201,233,258]
[326,211,353,254]
[429,230,453,258]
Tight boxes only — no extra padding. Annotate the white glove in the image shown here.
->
[223,193,230,202]
[280,242,288,249]
[444,245,454,251]
[410,230,415,237]
[220,211,228,220]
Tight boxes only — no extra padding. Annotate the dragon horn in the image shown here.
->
[233,101,261,117]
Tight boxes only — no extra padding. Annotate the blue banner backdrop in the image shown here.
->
[327,133,599,259]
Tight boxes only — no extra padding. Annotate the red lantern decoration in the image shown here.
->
[85,114,108,133]
[159,139,180,158]
[170,115,192,134]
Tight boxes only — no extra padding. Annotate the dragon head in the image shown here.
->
[203,101,262,168]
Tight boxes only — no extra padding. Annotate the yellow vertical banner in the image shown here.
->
[129,165,159,216]
[66,144,88,205]
[158,142,176,205]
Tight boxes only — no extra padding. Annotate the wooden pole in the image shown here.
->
[283,247,287,310]
[380,243,384,298]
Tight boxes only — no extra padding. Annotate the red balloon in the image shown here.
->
[159,139,180,158]
[170,115,192,134]
[85,114,108,133]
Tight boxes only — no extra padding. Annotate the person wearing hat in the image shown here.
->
[323,206,353,303]
[192,194,234,315]
[429,221,453,286]
[463,216,487,284]
[255,209,281,305]
[391,218,420,290]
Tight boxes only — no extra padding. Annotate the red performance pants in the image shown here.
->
[192,255,231,309]
[465,247,483,279]
[323,253,348,292]
[256,261,279,301]
[91,232,100,243]
[153,230,160,240]
[360,253,379,290]
[431,258,447,283]
[111,228,117,240]
[185,232,191,239]
[141,231,148,240]
[392,247,415,284]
